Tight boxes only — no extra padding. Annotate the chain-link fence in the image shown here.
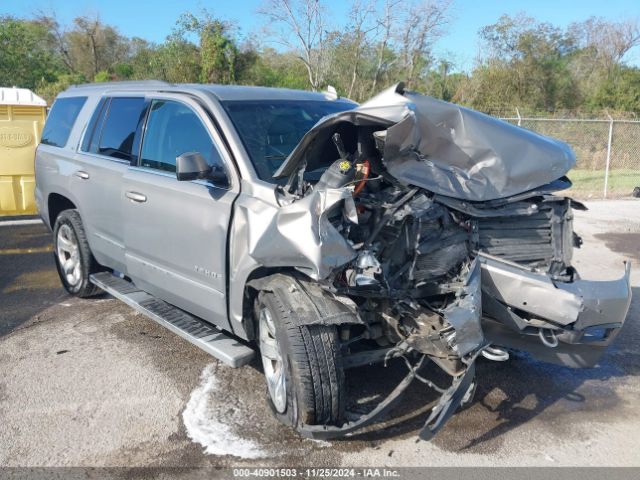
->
[498,113,640,198]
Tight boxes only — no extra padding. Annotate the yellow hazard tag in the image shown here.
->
[338,160,351,172]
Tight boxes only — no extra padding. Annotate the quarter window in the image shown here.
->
[80,98,108,153]
[140,100,223,173]
[97,97,146,162]
[41,96,87,147]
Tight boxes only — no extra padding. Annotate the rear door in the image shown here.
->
[121,94,238,331]
[76,96,147,272]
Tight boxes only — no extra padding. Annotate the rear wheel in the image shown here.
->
[53,209,101,298]
[256,290,345,431]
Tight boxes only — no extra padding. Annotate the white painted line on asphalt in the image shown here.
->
[0,219,43,227]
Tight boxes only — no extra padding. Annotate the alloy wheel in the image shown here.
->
[56,224,81,287]
[259,306,287,413]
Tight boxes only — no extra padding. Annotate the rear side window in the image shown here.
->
[97,97,146,161]
[41,96,87,147]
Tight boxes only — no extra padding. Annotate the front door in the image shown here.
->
[121,95,238,331]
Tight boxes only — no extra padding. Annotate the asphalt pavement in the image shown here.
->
[0,201,638,468]
[0,220,64,336]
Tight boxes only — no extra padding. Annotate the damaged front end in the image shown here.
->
[242,83,632,439]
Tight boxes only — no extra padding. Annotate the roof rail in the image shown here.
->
[69,80,174,89]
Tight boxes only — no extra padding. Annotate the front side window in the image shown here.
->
[140,100,223,173]
[97,97,146,161]
[41,96,87,147]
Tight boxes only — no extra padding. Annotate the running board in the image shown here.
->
[90,272,255,368]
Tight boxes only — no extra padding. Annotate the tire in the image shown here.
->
[256,289,345,431]
[53,209,101,298]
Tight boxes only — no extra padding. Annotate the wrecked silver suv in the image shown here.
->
[36,81,631,440]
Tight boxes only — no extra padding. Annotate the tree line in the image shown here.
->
[1,0,639,114]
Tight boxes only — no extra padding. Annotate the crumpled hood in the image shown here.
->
[275,84,576,202]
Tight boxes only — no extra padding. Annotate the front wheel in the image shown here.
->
[256,290,345,431]
[53,209,101,298]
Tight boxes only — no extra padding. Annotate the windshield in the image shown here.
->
[221,99,356,181]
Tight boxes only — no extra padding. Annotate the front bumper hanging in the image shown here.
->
[480,254,632,368]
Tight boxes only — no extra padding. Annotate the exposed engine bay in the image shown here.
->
[240,84,632,439]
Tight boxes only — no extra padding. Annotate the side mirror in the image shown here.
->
[208,166,230,187]
[176,152,211,181]
[176,152,229,187]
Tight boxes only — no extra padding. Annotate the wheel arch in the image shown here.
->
[48,193,77,229]
[238,266,301,342]
[239,268,363,342]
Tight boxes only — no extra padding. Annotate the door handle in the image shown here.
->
[74,170,90,180]
[125,191,147,203]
